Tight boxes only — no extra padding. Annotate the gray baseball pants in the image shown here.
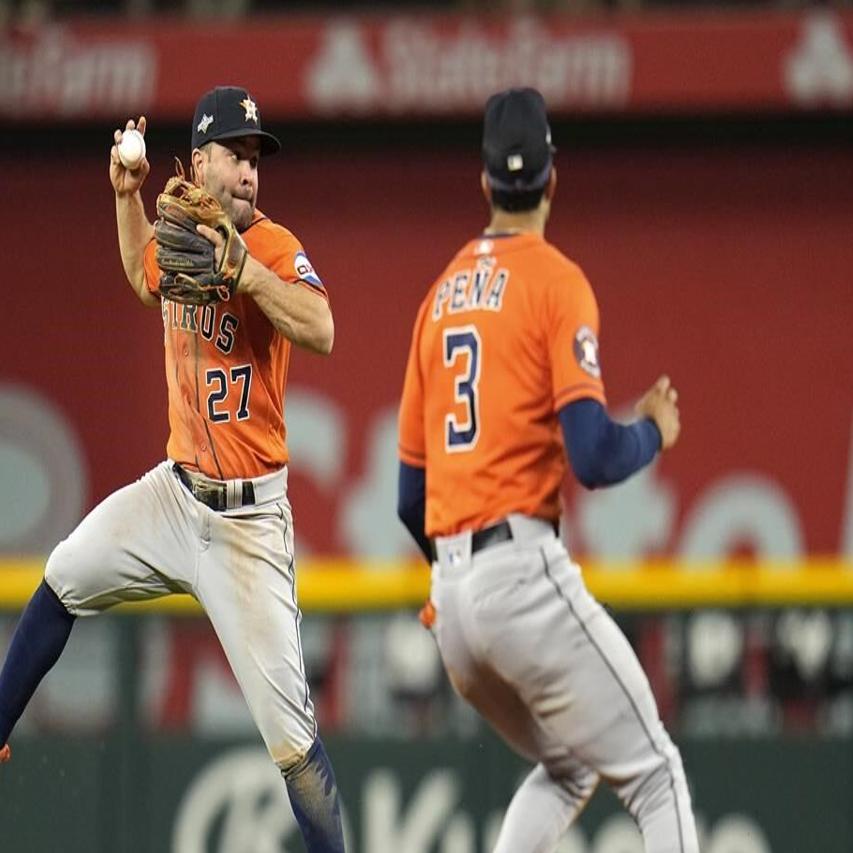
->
[431,514,700,853]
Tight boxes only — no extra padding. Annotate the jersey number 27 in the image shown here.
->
[206,365,253,423]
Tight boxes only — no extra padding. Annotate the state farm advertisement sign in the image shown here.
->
[303,18,631,114]
[1,9,852,120]
[0,27,157,117]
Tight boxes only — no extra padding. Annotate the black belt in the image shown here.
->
[173,463,255,512]
[431,519,559,560]
[471,521,513,553]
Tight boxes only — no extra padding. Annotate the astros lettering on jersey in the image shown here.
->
[398,231,605,538]
[143,210,327,480]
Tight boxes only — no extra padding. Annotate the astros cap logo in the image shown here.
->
[240,98,259,124]
[190,86,281,155]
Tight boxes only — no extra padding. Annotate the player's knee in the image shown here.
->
[635,757,675,818]
[565,764,599,802]
[543,754,598,802]
[622,740,687,822]
[44,539,94,615]
[44,541,77,609]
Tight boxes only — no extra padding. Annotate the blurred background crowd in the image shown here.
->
[1,0,851,22]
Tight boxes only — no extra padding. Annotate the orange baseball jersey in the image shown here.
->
[398,232,606,538]
[143,209,327,480]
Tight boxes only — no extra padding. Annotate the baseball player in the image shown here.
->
[0,86,345,852]
[397,88,700,853]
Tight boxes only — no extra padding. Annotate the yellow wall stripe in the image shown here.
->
[1,557,852,613]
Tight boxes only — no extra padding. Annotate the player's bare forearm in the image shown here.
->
[240,257,334,354]
[110,116,157,307]
[115,191,158,307]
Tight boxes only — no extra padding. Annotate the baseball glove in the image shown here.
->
[154,161,247,305]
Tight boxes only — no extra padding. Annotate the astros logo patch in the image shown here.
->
[240,97,259,123]
[573,325,601,378]
[294,251,323,288]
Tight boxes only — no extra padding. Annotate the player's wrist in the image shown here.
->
[235,254,263,294]
[642,417,663,452]
[115,186,141,201]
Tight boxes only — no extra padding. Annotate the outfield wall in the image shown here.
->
[3,139,852,562]
[1,732,849,852]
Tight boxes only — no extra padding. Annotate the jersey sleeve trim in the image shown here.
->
[293,278,329,300]
[143,238,160,295]
[554,381,607,411]
[398,444,426,466]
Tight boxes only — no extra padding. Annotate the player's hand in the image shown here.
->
[635,375,680,451]
[196,223,224,260]
[110,116,150,196]
[196,223,252,293]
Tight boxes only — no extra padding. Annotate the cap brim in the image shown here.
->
[203,128,281,156]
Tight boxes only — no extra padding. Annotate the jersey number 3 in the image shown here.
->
[444,326,481,452]
[206,365,252,423]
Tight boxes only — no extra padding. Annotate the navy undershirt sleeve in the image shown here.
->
[397,401,658,553]
[0,580,75,746]
[397,462,432,562]
[559,398,661,490]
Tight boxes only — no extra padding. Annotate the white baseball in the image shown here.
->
[118,128,146,170]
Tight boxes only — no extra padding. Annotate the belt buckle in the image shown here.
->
[177,464,257,512]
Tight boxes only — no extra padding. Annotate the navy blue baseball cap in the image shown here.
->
[191,86,281,156]
[482,87,555,192]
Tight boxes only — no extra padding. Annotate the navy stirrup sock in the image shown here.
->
[282,737,346,852]
[0,580,76,745]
